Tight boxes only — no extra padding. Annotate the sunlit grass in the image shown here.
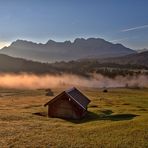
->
[0,88,148,147]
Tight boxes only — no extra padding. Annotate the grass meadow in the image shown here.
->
[0,87,148,148]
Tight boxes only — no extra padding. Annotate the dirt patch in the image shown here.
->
[122,103,130,105]
[89,104,98,108]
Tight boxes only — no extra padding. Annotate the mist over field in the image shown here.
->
[0,73,147,89]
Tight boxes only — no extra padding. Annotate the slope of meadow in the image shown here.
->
[0,88,148,147]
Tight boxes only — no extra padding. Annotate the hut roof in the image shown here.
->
[44,87,90,110]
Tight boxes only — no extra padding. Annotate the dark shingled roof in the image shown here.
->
[65,87,90,109]
[44,87,90,110]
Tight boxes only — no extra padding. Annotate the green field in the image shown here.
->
[0,87,148,148]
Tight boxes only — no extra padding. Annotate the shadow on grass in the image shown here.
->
[100,109,113,115]
[32,110,139,124]
[32,112,47,117]
[68,111,139,124]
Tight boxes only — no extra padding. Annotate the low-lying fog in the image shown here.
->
[0,73,147,89]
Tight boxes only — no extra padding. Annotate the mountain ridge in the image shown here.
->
[0,54,57,74]
[0,38,136,62]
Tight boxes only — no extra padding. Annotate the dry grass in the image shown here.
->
[0,87,148,147]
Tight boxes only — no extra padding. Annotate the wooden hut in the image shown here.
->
[44,87,90,119]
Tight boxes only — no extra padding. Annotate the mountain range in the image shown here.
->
[0,37,147,77]
[0,38,136,62]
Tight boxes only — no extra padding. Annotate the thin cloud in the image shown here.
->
[121,25,148,32]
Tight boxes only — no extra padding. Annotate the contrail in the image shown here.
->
[121,25,148,32]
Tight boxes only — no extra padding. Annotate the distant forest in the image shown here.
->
[51,60,148,78]
[0,54,148,78]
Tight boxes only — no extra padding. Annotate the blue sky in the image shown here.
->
[0,0,148,49]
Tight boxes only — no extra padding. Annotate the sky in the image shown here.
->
[0,0,148,49]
